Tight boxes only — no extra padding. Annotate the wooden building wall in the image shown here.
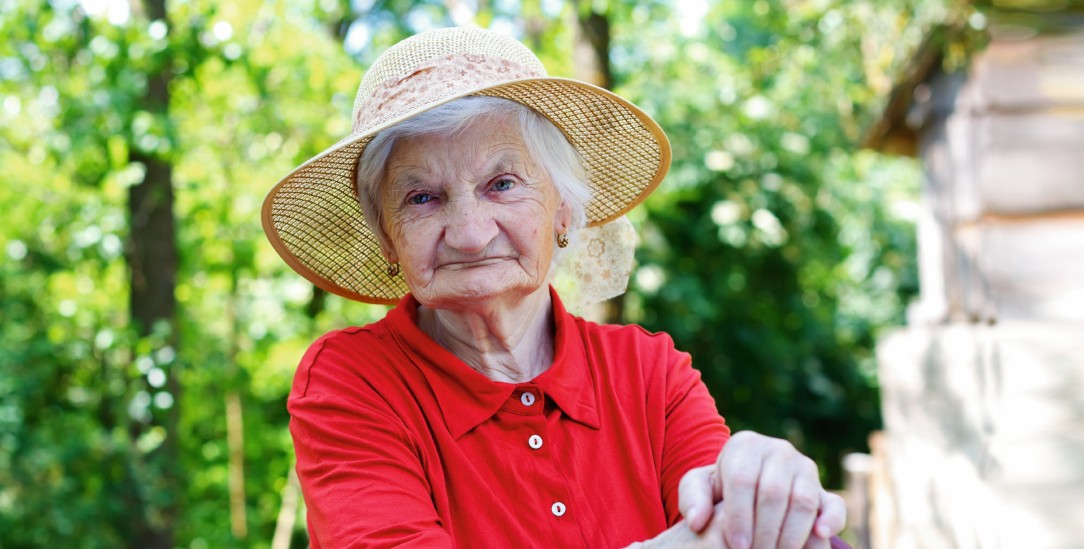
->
[873,21,1084,549]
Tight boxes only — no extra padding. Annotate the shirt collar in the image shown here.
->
[385,287,600,439]
[533,289,600,430]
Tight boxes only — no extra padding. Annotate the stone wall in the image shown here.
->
[873,21,1084,549]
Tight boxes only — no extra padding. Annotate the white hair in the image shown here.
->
[355,96,592,251]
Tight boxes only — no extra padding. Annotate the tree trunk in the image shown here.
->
[271,468,303,549]
[128,157,177,336]
[126,0,180,546]
[306,286,327,318]
[226,390,248,540]
[570,1,612,89]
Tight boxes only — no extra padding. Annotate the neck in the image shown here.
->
[417,286,555,383]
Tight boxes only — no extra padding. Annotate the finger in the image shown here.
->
[678,465,717,533]
[705,501,732,548]
[812,492,847,539]
[750,450,794,549]
[719,434,765,549]
[776,464,821,549]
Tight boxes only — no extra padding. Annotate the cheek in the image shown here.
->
[387,220,432,267]
[524,221,554,261]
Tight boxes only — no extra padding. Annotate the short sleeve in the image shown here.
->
[288,333,454,549]
[657,337,730,525]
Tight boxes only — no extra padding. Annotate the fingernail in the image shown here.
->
[685,506,700,526]
[733,534,750,549]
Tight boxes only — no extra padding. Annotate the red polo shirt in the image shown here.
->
[289,289,730,548]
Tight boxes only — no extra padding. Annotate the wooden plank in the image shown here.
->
[975,111,1084,215]
[977,217,1084,320]
[973,32,1084,111]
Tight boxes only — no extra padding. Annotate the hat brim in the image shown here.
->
[262,77,671,305]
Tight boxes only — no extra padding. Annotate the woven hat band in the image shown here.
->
[354,52,547,133]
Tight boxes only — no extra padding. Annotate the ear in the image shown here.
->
[554,200,573,234]
[377,231,399,265]
[380,243,399,265]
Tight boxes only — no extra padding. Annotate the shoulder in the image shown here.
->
[290,319,400,401]
[573,315,686,359]
[565,315,692,390]
[551,288,683,360]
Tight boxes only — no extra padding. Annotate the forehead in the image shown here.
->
[385,115,535,178]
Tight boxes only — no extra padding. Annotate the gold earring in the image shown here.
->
[556,232,570,248]
[387,262,400,277]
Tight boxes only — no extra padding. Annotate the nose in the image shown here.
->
[442,198,498,254]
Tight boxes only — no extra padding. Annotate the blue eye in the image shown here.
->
[408,193,434,205]
[492,178,516,192]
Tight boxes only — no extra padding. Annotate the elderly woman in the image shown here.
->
[263,28,847,549]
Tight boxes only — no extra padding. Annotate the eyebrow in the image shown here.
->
[386,151,526,195]
[486,154,519,178]
[385,172,425,196]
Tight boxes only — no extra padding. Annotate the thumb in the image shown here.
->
[813,491,847,539]
[678,465,716,533]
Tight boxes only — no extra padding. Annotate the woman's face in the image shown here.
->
[379,114,571,310]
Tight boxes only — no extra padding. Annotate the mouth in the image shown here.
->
[439,257,512,270]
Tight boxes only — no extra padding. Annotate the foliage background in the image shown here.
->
[0,0,976,546]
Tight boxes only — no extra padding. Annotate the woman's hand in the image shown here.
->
[677,431,846,549]
[629,501,732,549]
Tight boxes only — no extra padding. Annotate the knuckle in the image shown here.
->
[729,431,754,448]
[729,470,759,491]
[757,480,789,504]
[789,488,820,513]
[827,491,846,508]
[732,430,755,441]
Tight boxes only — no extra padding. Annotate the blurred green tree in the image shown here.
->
[1,0,379,545]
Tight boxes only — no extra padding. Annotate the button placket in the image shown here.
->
[510,389,566,525]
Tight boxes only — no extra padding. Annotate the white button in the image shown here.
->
[528,435,543,449]
[551,502,566,517]
[520,392,536,406]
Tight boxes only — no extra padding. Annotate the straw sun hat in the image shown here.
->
[261,26,671,305]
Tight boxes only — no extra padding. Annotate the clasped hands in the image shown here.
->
[638,431,846,549]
